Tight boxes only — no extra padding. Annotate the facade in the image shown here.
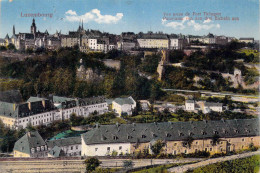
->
[239,38,254,43]
[81,118,260,157]
[112,96,136,116]
[203,102,223,113]
[13,131,48,158]
[117,40,136,51]
[185,100,195,111]
[0,98,57,129]
[47,137,81,157]
[137,33,169,49]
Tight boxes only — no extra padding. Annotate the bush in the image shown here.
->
[84,157,101,172]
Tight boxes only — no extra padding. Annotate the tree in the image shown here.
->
[123,160,133,169]
[182,136,194,148]
[212,134,220,146]
[7,43,16,50]
[84,157,101,172]
[151,140,165,155]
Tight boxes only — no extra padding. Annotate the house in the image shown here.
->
[47,136,81,157]
[13,131,48,158]
[139,100,151,111]
[112,96,136,116]
[239,38,254,43]
[137,33,169,49]
[203,102,223,113]
[185,100,195,111]
[0,97,57,129]
[81,118,260,157]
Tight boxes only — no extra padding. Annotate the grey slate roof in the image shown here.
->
[82,118,259,145]
[0,99,56,119]
[13,131,46,154]
[185,100,194,104]
[48,146,62,157]
[205,102,222,107]
[47,136,81,148]
[0,90,23,103]
[139,33,168,40]
[113,97,135,105]
[27,96,48,103]
[79,96,106,106]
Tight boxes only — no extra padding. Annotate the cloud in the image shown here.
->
[203,18,211,24]
[162,16,220,31]
[65,9,123,24]
[188,20,220,31]
[65,10,77,16]
[161,16,189,30]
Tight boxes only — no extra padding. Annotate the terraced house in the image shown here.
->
[81,118,260,156]
[0,98,57,129]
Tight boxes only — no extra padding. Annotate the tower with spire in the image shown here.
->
[31,18,37,35]
[13,25,15,35]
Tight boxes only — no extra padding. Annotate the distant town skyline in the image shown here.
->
[0,0,259,39]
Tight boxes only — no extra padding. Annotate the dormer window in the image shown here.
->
[142,135,146,138]
[166,133,171,137]
[214,131,219,135]
[179,133,184,136]
[113,136,118,140]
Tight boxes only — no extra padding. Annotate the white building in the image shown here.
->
[112,96,136,116]
[203,102,223,113]
[47,137,81,157]
[137,33,169,49]
[185,100,195,111]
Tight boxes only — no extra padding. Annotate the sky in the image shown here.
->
[0,0,259,39]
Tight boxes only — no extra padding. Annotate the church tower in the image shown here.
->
[31,18,37,34]
[13,25,15,35]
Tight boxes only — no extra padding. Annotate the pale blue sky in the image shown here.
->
[0,0,259,39]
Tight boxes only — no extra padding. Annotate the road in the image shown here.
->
[162,88,258,98]
[0,158,203,173]
[168,150,260,173]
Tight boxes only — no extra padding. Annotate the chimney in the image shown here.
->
[28,102,31,110]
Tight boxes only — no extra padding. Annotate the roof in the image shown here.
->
[204,102,223,107]
[13,131,46,154]
[82,118,259,145]
[0,99,56,119]
[48,146,62,157]
[0,90,23,103]
[113,97,135,105]
[185,100,194,104]
[47,136,81,148]
[27,96,48,102]
[239,38,254,40]
[79,96,106,106]
[139,33,168,40]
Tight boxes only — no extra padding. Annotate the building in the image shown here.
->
[137,33,169,49]
[47,137,81,157]
[81,118,260,157]
[117,40,136,51]
[13,131,48,158]
[185,100,195,111]
[216,36,228,45]
[112,96,136,116]
[203,33,216,44]
[203,102,223,113]
[239,38,254,43]
[0,98,57,129]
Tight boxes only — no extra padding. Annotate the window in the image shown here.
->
[107,147,110,151]
[76,146,78,149]
[119,146,122,150]
[242,138,244,142]
[142,135,146,138]
[184,150,187,154]
[71,146,73,150]
[210,148,212,151]
[95,148,98,152]
[174,150,177,155]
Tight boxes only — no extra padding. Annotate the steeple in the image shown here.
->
[82,20,83,29]
[13,25,15,35]
[31,18,37,34]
